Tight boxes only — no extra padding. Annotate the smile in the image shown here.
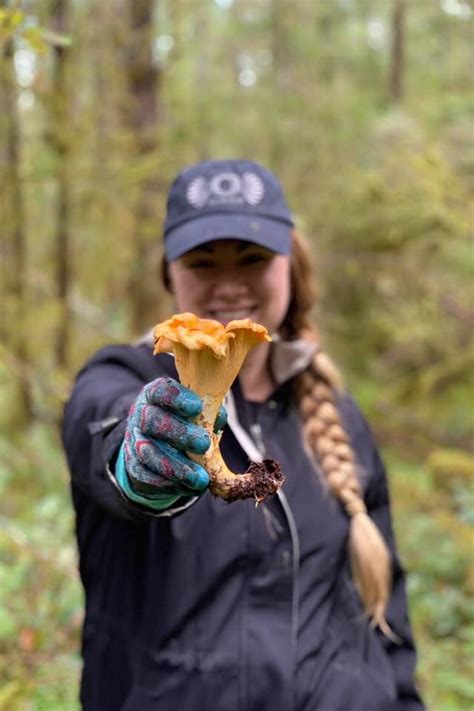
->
[209,308,256,323]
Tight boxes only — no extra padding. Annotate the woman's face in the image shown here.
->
[168,239,291,335]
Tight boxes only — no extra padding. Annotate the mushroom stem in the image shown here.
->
[190,394,284,503]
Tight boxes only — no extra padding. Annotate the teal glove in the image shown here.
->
[115,377,226,511]
[115,442,181,510]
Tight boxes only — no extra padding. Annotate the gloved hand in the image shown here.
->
[115,377,227,510]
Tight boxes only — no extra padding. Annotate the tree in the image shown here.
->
[390,0,405,103]
[0,34,32,425]
[50,0,72,368]
[123,0,164,334]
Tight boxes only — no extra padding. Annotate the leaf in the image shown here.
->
[23,26,48,53]
[0,681,22,709]
[41,28,73,48]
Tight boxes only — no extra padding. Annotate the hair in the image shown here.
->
[161,231,393,634]
[287,230,393,635]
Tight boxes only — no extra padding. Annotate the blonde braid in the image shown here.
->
[286,231,393,634]
[298,354,392,634]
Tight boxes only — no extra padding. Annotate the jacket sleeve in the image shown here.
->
[62,345,196,523]
[341,397,425,709]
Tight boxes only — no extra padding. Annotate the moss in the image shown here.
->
[427,448,474,489]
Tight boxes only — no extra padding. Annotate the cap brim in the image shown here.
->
[164,213,292,261]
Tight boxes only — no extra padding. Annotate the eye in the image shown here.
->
[239,252,271,266]
[186,259,215,269]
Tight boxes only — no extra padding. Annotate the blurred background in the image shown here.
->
[0,0,473,708]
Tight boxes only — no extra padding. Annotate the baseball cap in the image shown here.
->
[163,159,294,261]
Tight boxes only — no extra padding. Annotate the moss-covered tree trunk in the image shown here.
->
[0,35,33,426]
[124,0,164,335]
[50,0,72,369]
[390,0,406,103]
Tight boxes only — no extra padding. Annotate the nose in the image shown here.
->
[211,272,249,302]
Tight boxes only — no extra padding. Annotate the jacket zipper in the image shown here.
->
[224,392,300,710]
[249,422,300,703]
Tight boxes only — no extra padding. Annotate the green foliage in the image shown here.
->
[427,448,474,524]
[0,6,70,52]
[319,123,473,448]
[388,451,474,709]
[0,425,82,709]
[0,8,26,42]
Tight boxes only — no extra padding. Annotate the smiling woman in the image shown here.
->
[62,159,425,711]
[165,243,291,403]
[168,240,291,338]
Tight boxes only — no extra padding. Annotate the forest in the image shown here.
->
[0,0,473,708]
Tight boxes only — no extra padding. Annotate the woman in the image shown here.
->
[62,159,424,710]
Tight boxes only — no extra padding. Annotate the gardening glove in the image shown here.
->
[115,377,227,510]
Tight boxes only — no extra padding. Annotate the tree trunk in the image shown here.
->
[124,0,163,335]
[51,0,72,368]
[0,37,33,425]
[390,0,405,103]
[269,0,293,170]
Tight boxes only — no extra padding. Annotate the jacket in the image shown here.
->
[62,340,424,711]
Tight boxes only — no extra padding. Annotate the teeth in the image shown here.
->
[212,310,253,321]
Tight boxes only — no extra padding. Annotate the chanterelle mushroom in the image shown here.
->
[153,313,285,503]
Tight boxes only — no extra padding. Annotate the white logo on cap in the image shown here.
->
[186,171,265,209]
[186,176,209,208]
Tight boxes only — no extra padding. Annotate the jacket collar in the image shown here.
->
[270,337,317,386]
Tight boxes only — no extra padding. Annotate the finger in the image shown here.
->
[133,431,209,492]
[156,441,210,491]
[144,378,203,418]
[138,404,210,455]
[125,457,189,498]
[214,405,227,433]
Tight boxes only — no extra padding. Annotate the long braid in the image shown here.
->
[287,232,393,634]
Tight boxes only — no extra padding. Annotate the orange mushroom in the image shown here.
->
[153,313,284,503]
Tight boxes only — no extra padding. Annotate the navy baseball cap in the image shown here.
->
[163,159,294,261]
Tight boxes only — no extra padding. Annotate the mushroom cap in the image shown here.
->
[153,313,270,359]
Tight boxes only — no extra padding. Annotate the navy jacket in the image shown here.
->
[62,342,424,711]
